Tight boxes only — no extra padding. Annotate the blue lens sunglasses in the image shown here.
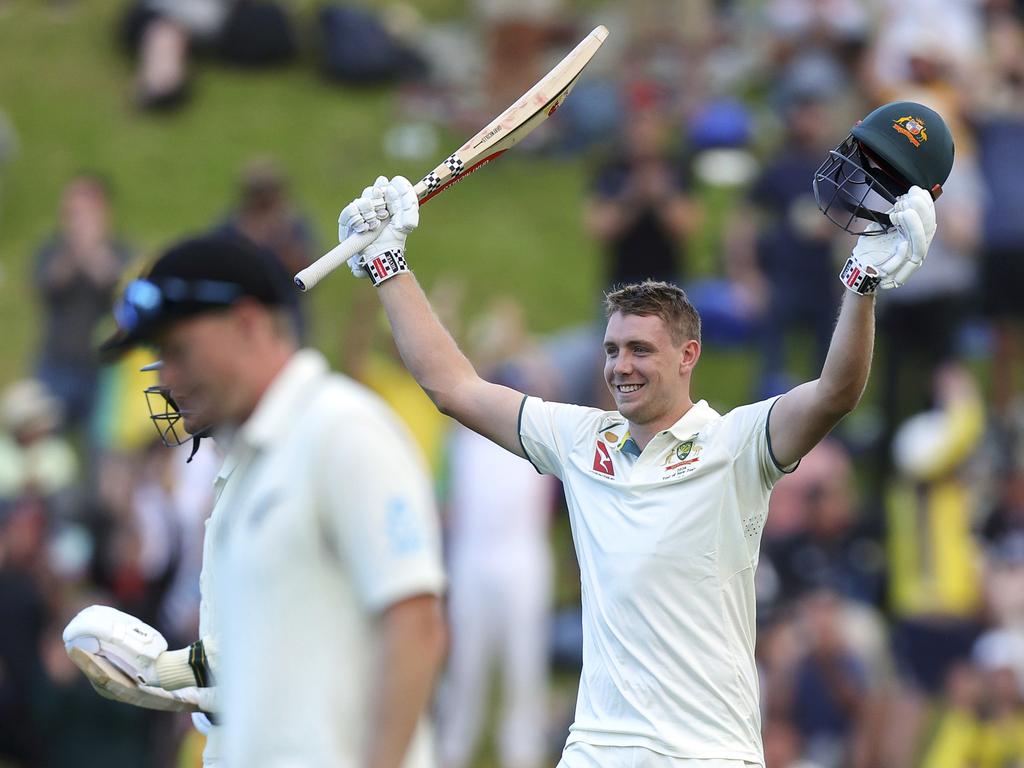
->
[114,277,245,333]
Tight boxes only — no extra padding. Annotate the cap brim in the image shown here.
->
[97,326,149,362]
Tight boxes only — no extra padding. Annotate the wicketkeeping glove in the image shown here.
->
[339,175,419,286]
[839,186,937,295]
[63,605,167,686]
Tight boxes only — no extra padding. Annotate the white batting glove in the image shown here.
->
[339,176,390,279]
[839,186,937,295]
[349,176,420,286]
[63,605,167,686]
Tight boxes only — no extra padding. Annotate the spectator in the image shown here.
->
[884,365,987,767]
[584,106,701,291]
[973,9,1024,431]
[120,0,297,110]
[473,0,563,118]
[787,591,870,768]
[765,440,885,607]
[0,496,49,766]
[33,174,132,431]
[0,379,78,505]
[918,662,985,768]
[213,157,317,278]
[732,85,848,396]
[867,25,985,478]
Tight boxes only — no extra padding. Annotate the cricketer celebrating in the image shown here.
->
[63,236,447,768]
[340,101,952,768]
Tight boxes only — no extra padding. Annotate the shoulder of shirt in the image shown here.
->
[530,398,625,436]
[716,396,779,432]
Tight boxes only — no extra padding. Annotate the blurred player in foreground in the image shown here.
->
[339,100,951,767]
[63,235,447,768]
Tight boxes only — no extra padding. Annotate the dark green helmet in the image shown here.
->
[813,101,955,234]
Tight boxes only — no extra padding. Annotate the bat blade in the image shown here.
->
[68,646,200,713]
[412,25,607,204]
[294,24,609,291]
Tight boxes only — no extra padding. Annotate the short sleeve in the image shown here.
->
[323,405,445,612]
[518,396,600,480]
[727,396,800,492]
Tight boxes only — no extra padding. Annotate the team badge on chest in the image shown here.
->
[662,437,703,479]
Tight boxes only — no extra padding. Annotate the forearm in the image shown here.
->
[815,291,875,415]
[375,273,479,414]
[365,596,446,768]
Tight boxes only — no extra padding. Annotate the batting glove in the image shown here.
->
[342,176,419,286]
[63,605,167,686]
[339,176,390,279]
[839,186,937,295]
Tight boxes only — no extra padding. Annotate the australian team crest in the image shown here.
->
[662,437,703,479]
[892,115,928,148]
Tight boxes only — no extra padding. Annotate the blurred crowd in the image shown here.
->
[3,0,1024,767]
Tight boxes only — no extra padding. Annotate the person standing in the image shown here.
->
[63,234,447,768]
[33,174,131,429]
[336,99,948,767]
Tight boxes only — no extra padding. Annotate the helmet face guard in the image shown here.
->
[144,384,202,447]
[813,134,909,235]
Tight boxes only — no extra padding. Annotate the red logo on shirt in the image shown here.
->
[592,441,615,477]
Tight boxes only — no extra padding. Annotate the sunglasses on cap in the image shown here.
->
[114,277,245,334]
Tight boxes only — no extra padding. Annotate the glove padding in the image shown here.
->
[63,605,166,686]
[339,175,419,282]
[839,186,937,295]
[66,643,212,713]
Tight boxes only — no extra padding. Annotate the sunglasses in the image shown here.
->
[114,277,245,333]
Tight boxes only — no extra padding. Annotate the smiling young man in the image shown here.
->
[337,141,940,766]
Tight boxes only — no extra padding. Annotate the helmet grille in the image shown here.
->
[813,134,901,235]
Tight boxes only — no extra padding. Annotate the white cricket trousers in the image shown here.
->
[438,545,552,768]
[557,745,761,768]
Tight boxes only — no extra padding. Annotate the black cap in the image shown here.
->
[99,234,299,357]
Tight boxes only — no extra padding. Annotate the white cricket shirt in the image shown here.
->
[519,396,795,765]
[204,349,445,767]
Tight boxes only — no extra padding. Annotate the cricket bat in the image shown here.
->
[68,645,201,713]
[294,24,609,291]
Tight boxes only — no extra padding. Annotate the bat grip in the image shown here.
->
[293,229,382,291]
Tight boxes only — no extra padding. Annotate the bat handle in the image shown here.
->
[293,229,382,291]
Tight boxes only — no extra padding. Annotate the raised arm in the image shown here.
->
[341,177,527,458]
[769,187,937,466]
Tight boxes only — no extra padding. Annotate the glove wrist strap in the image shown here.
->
[155,647,198,690]
[839,255,881,295]
[366,249,410,286]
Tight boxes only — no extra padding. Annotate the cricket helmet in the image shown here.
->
[99,234,300,453]
[813,101,954,234]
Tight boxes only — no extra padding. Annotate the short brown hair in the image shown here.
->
[604,280,701,345]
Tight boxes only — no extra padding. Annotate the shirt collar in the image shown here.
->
[666,399,719,440]
[234,348,329,451]
[603,400,719,457]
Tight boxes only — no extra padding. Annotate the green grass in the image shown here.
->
[0,0,758,410]
[0,0,592,377]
